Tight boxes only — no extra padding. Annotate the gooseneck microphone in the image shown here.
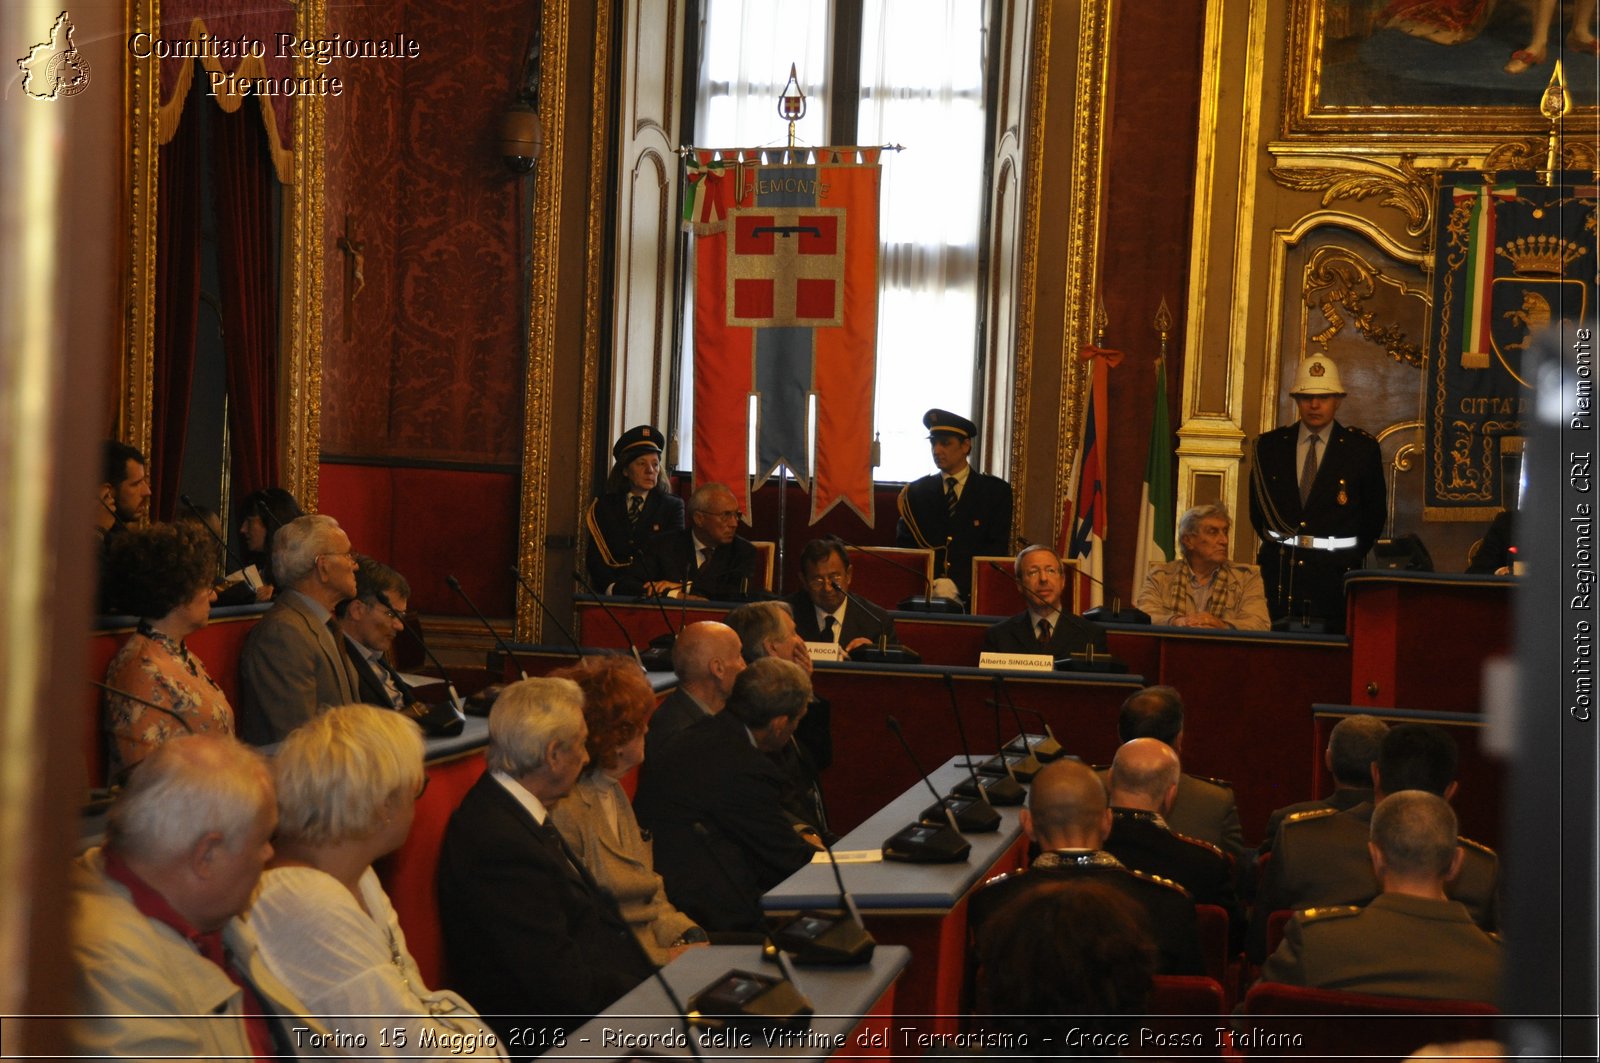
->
[827,577,920,664]
[1001,701,1066,762]
[770,828,876,966]
[880,716,971,863]
[937,673,1014,819]
[178,494,248,576]
[934,675,1024,810]
[445,575,529,681]
[508,566,584,661]
[380,591,467,729]
[976,676,1040,784]
[571,567,653,668]
[827,535,962,614]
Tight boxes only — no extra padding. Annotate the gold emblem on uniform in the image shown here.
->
[1336,479,1348,506]
[1309,361,1326,377]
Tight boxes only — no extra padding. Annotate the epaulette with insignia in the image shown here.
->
[1127,868,1193,898]
[1458,835,1497,856]
[1346,426,1375,438]
[1299,905,1360,922]
[1174,832,1225,859]
[1282,807,1339,826]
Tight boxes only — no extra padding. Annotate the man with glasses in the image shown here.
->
[615,482,759,601]
[981,544,1106,662]
[785,537,897,652]
[335,556,415,711]
[238,515,362,744]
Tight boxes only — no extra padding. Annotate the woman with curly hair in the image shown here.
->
[102,523,233,780]
[548,655,707,963]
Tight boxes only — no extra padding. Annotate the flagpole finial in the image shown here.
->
[1094,295,1109,348]
[1153,297,1172,361]
[778,63,807,149]
[1539,62,1571,186]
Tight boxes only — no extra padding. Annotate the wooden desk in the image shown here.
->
[1345,572,1513,712]
[809,662,1144,833]
[765,759,1030,1040]
[546,944,911,1060]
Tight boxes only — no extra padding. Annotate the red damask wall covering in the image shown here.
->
[322,0,531,464]
[320,0,535,614]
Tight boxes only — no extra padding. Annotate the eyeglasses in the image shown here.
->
[1019,566,1062,580]
[703,509,742,521]
[318,551,357,565]
[803,573,847,589]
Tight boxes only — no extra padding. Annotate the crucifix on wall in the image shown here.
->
[336,211,365,341]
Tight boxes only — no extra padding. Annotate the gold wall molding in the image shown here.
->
[1260,211,1427,434]
[1175,0,1270,532]
[1268,155,1435,237]
[1004,0,1048,531]
[1300,242,1427,368]
[515,0,568,640]
[121,0,323,507]
[1049,0,1115,549]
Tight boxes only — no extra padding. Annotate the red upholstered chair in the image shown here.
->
[1193,903,1231,990]
[1146,975,1228,1058]
[375,752,489,988]
[1238,982,1499,1059]
[969,555,1024,616]
[844,545,934,606]
[750,541,776,592]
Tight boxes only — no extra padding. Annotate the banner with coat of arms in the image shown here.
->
[1424,171,1597,516]
[683,147,882,525]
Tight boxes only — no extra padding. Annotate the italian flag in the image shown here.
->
[1452,182,1516,369]
[1132,354,1174,589]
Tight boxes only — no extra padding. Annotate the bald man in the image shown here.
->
[1261,791,1502,1002]
[1104,738,1240,936]
[969,758,1203,975]
[645,621,746,766]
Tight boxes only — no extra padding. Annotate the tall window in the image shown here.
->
[682,0,991,482]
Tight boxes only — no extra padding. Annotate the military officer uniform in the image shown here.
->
[1104,807,1242,936]
[896,409,1013,603]
[1259,894,1502,1003]
[1247,356,1385,632]
[1253,802,1499,960]
[585,425,685,592]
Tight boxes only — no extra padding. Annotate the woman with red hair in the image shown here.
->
[548,656,707,963]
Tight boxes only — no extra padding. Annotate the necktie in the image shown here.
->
[1037,618,1052,648]
[378,658,408,709]
[1299,433,1321,504]
[945,476,959,515]
[627,495,643,525]
[822,615,837,643]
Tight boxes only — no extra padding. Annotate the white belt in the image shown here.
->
[1265,530,1360,551]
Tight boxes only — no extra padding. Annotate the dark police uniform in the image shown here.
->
[584,424,685,592]
[895,409,1013,603]
[1248,420,1385,631]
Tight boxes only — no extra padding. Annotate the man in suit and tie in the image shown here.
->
[438,677,653,1046]
[1248,354,1385,632]
[615,482,758,601]
[896,408,1013,603]
[785,537,898,653]
[335,556,414,711]
[238,515,361,745]
[981,544,1106,662]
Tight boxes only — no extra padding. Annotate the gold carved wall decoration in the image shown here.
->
[1482,137,1599,175]
[1269,155,1441,237]
[1302,244,1424,368]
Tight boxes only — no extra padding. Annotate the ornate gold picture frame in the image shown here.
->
[1283,0,1599,144]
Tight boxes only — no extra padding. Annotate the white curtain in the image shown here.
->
[680,0,987,483]
[858,0,987,481]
